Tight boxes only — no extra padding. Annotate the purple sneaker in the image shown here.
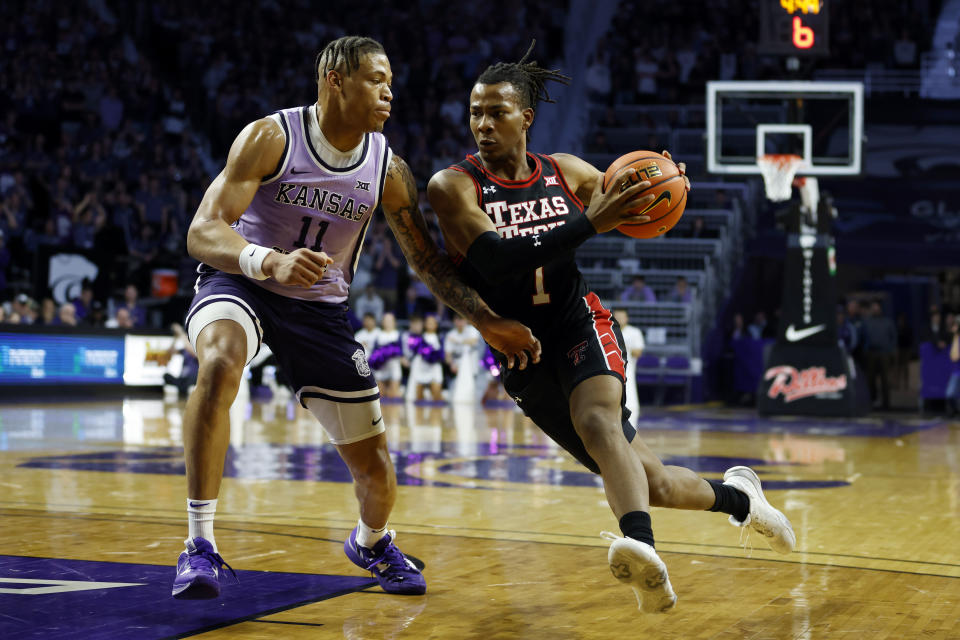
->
[344,528,426,595]
[171,537,237,599]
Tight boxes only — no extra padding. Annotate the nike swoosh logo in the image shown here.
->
[372,416,383,426]
[247,247,256,256]
[638,190,671,215]
[291,167,310,174]
[189,502,210,508]
[785,324,826,342]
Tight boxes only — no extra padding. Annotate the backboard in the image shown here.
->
[706,81,863,176]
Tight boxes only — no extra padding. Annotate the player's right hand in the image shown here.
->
[263,248,333,288]
[586,167,656,234]
[478,316,542,370]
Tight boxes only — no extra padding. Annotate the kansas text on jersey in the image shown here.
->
[199,106,391,303]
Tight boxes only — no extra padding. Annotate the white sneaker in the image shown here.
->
[722,466,796,554]
[602,532,677,613]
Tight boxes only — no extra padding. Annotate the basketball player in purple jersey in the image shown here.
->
[172,36,541,599]
[428,45,796,613]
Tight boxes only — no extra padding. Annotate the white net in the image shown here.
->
[758,154,806,202]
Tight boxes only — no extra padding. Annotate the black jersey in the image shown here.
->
[449,152,589,336]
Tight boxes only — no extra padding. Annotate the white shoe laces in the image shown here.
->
[738,525,754,558]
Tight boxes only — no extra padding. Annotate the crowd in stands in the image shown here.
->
[586,0,942,108]
[722,280,960,411]
[348,310,508,404]
[1,1,955,412]
[0,0,567,327]
[0,278,148,329]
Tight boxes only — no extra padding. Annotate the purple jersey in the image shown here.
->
[230,106,391,302]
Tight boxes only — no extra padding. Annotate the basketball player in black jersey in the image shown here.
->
[427,45,796,613]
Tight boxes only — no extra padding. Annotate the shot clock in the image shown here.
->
[759,0,829,56]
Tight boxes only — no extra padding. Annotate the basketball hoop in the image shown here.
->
[758,154,806,202]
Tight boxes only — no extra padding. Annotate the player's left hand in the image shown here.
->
[661,150,691,192]
[479,317,542,370]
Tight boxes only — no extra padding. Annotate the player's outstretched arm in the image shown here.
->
[187,118,332,288]
[427,165,652,286]
[381,154,541,369]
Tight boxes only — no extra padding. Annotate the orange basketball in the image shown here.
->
[602,150,687,239]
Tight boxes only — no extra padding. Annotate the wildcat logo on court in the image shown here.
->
[352,349,372,376]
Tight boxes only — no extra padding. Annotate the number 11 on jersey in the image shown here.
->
[532,266,551,305]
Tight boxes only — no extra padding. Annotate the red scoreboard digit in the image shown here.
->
[759,0,830,56]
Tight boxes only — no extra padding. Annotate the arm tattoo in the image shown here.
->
[383,156,485,322]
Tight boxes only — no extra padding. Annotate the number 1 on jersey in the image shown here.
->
[532,266,551,305]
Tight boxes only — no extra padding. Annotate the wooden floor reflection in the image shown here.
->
[1,394,959,639]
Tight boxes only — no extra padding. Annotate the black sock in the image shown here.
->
[707,479,750,522]
[619,511,655,548]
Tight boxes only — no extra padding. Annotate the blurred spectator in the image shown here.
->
[373,312,403,399]
[666,275,692,303]
[58,302,78,327]
[163,323,199,397]
[128,224,160,279]
[585,52,612,103]
[0,230,8,296]
[587,131,612,154]
[893,29,917,68]
[99,87,125,132]
[620,275,656,302]
[106,306,134,329]
[920,305,948,349]
[838,306,858,353]
[613,307,645,419]
[12,294,34,325]
[444,313,482,402]
[947,319,960,416]
[355,312,379,356]
[118,283,147,327]
[354,285,385,324]
[368,222,402,310]
[846,300,866,365]
[748,311,767,340]
[729,312,745,341]
[633,48,658,103]
[71,280,95,321]
[861,300,897,410]
[409,314,444,402]
[598,106,622,128]
[39,297,57,326]
[134,176,172,233]
[408,272,438,317]
[0,194,26,241]
[895,312,912,389]
[87,300,106,327]
[685,215,718,239]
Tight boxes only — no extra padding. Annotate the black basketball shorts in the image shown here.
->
[497,292,636,474]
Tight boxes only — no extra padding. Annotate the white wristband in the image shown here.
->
[238,244,271,280]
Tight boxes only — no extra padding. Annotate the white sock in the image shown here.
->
[356,518,387,548]
[187,498,218,551]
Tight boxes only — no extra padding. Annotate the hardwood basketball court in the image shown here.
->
[2,395,958,639]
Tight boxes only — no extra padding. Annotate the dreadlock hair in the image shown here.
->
[315,36,385,84]
[475,40,571,113]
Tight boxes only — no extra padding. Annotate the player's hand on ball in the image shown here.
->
[479,317,542,370]
[263,248,333,288]
[661,150,691,191]
[586,167,654,233]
